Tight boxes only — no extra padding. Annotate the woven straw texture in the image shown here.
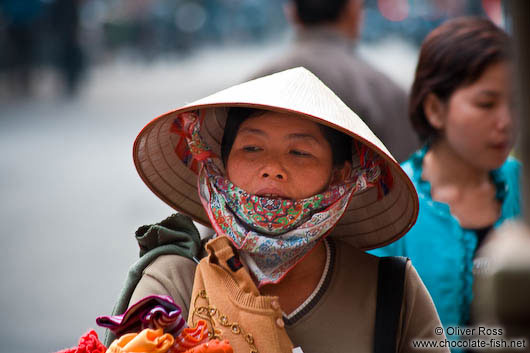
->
[134,67,418,250]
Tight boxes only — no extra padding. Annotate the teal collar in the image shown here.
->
[410,144,507,203]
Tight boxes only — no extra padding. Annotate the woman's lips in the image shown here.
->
[489,141,509,151]
[255,187,289,199]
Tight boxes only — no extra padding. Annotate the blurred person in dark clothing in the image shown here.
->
[252,0,419,162]
[49,0,84,96]
[0,0,44,96]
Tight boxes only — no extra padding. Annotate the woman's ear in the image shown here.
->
[423,93,446,130]
[330,161,352,185]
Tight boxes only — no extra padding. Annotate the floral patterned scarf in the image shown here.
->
[170,111,386,286]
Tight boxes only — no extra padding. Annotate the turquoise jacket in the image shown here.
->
[368,146,521,327]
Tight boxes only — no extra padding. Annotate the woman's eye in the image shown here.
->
[290,150,311,157]
[243,146,262,152]
[476,101,495,109]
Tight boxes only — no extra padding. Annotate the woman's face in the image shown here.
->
[434,61,515,170]
[226,112,340,200]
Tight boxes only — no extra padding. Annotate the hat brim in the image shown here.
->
[134,68,418,249]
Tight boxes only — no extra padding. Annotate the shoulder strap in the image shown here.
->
[374,256,409,353]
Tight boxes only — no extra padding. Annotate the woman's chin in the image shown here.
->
[481,156,510,171]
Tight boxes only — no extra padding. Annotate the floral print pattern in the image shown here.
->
[171,111,387,286]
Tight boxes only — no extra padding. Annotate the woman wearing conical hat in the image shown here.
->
[129,68,448,353]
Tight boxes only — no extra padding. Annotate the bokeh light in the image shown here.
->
[378,0,409,22]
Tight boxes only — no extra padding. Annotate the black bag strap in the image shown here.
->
[374,256,409,353]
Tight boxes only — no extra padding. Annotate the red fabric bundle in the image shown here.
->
[55,330,107,353]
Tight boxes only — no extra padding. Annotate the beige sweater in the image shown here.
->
[130,237,448,353]
[187,236,293,353]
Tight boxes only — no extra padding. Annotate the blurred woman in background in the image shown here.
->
[369,17,521,328]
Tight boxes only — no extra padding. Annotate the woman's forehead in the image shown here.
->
[238,110,324,133]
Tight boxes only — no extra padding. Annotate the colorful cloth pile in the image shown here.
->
[54,295,232,353]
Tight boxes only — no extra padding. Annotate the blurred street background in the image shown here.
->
[0,1,503,352]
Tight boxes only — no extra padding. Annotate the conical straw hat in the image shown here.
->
[134,67,418,250]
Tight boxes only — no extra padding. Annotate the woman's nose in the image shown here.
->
[260,157,287,180]
[496,102,514,132]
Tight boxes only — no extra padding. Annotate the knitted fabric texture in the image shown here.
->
[181,340,233,353]
[188,236,294,353]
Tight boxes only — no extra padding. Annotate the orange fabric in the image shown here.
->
[107,328,174,353]
[171,320,209,353]
[183,340,233,353]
